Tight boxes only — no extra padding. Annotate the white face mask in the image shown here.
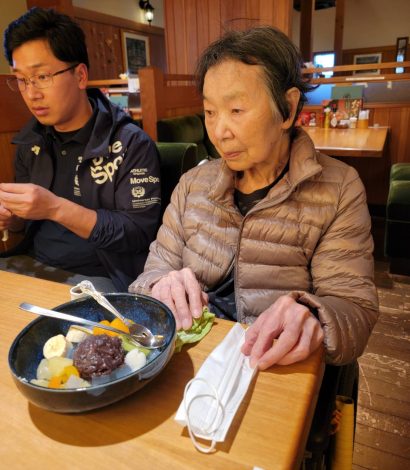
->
[175,323,257,453]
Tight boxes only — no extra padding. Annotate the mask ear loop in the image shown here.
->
[183,377,225,453]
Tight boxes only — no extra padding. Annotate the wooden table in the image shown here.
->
[304,126,389,157]
[0,271,324,470]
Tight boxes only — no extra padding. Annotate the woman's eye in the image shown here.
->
[205,110,215,117]
[232,109,242,114]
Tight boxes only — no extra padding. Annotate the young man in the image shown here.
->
[0,8,161,291]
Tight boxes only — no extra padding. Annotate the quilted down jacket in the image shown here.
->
[129,129,379,364]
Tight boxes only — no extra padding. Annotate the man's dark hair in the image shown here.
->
[196,26,315,125]
[4,7,89,68]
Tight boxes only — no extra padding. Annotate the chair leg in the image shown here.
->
[304,362,359,469]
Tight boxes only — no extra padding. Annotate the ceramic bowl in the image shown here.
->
[8,293,176,413]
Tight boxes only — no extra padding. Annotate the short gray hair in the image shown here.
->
[196,26,315,132]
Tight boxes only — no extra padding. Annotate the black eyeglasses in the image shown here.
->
[7,63,80,92]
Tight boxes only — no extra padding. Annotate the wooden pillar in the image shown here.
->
[299,0,315,62]
[139,66,165,141]
[333,0,345,65]
[26,0,74,16]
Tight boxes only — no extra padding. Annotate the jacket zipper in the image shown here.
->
[233,166,322,322]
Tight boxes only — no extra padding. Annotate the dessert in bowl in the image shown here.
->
[8,293,176,413]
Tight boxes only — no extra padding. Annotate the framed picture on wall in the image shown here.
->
[122,31,150,76]
[353,53,382,75]
[395,36,408,73]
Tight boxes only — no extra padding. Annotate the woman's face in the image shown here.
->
[203,59,296,175]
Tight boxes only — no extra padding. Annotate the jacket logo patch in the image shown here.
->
[132,186,145,198]
[90,155,123,184]
[130,168,148,175]
[130,176,159,184]
[109,140,123,154]
[31,145,40,156]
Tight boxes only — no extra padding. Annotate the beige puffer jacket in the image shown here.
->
[129,129,379,364]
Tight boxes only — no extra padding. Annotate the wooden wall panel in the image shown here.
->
[174,1,188,75]
[185,1,199,75]
[26,0,74,15]
[76,18,123,80]
[164,0,293,74]
[270,0,293,34]
[196,0,213,58]
[208,0,222,42]
[0,75,31,181]
[149,34,167,74]
[338,153,390,207]
[74,7,166,80]
[220,0,250,31]
[0,76,31,134]
[0,75,32,252]
[0,133,18,183]
[163,2,177,75]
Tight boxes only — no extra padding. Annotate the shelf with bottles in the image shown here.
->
[88,79,135,94]
[88,79,141,117]
[302,61,410,84]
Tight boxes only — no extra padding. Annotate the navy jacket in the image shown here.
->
[4,88,161,291]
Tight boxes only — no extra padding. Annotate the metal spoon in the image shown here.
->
[19,302,165,349]
[76,280,163,345]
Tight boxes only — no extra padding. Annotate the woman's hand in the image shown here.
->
[241,295,324,369]
[151,267,208,330]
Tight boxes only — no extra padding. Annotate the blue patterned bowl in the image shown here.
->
[8,293,176,413]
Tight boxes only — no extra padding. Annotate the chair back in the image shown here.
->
[157,114,220,161]
[156,142,199,215]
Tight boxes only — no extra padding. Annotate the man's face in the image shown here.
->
[11,38,87,131]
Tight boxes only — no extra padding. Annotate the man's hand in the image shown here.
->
[0,183,60,221]
[151,267,208,330]
[0,183,97,239]
[241,295,324,369]
[0,203,13,231]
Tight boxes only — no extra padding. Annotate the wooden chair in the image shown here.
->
[385,163,410,275]
[304,362,359,469]
[139,66,203,141]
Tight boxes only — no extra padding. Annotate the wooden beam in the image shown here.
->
[299,0,315,62]
[334,0,345,65]
[26,0,74,16]
[74,6,164,36]
[302,60,410,74]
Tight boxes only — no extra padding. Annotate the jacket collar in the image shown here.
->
[208,128,322,206]
[12,88,133,161]
[287,128,322,187]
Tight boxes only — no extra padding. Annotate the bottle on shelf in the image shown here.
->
[330,104,338,128]
[323,107,331,129]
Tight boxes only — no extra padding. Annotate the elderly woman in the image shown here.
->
[129,26,379,369]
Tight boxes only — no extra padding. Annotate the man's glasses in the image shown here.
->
[7,63,79,92]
